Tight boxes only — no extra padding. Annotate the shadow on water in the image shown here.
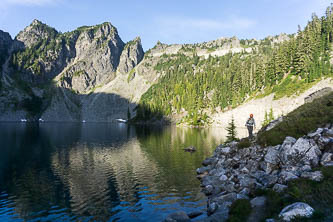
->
[0,123,224,221]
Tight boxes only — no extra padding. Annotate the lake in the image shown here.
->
[0,123,248,221]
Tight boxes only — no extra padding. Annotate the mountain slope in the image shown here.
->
[0,5,333,123]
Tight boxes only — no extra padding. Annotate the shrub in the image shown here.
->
[237,138,251,149]
[228,199,252,222]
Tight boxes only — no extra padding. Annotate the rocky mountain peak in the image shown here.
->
[0,30,12,45]
[15,19,58,48]
[117,36,144,74]
[31,19,43,26]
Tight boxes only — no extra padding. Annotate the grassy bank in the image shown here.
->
[257,91,333,146]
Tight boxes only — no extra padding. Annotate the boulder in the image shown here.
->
[203,185,214,195]
[280,137,321,167]
[278,171,298,184]
[258,174,278,187]
[187,211,203,219]
[204,204,229,222]
[317,136,333,150]
[250,196,266,207]
[203,157,216,166]
[265,116,284,131]
[248,196,267,222]
[321,152,333,166]
[264,145,281,165]
[300,171,323,182]
[207,202,218,215]
[273,184,288,193]
[278,202,314,221]
[164,211,190,222]
[197,166,211,175]
[307,128,323,138]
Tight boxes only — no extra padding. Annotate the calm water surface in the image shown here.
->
[0,123,242,221]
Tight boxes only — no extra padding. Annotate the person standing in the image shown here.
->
[245,114,256,139]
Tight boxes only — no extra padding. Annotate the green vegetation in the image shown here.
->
[226,116,238,142]
[136,6,333,123]
[227,199,252,222]
[258,91,333,146]
[254,166,333,221]
[262,108,275,126]
[237,137,251,149]
[73,70,85,77]
[127,68,135,83]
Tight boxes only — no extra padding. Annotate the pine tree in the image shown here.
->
[226,116,237,143]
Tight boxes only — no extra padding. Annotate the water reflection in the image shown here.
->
[0,123,228,221]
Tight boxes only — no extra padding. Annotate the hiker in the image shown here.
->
[245,114,256,139]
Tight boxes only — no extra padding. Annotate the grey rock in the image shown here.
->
[258,174,278,187]
[220,147,231,154]
[324,129,333,137]
[250,196,266,207]
[273,184,288,193]
[236,193,249,200]
[239,175,257,188]
[203,185,214,195]
[307,128,324,138]
[164,211,190,222]
[265,116,284,131]
[204,204,229,222]
[117,37,144,75]
[197,166,211,175]
[264,145,281,164]
[207,202,218,215]
[187,211,203,219]
[214,192,237,205]
[300,165,312,172]
[279,202,314,221]
[278,171,298,184]
[239,188,250,196]
[318,136,333,149]
[203,157,216,166]
[219,174,228,181]
[15,19,57,48]
[248,196,267,222]
[260,161,277,174]
[280,137,321,167]
[321,152,333,166]
[304,87,333,103]
[301,171,323,182]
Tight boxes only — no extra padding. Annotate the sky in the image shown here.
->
[0,0,332,50]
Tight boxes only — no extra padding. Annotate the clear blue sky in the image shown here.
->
[0,0,331,50]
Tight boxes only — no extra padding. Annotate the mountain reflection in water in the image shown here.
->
[0,123,230,221]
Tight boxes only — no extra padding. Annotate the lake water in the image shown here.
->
[0,123,250,222]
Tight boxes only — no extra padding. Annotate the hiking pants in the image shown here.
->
[247,126,253,138]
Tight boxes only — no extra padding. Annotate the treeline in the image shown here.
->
[136,6,333,125]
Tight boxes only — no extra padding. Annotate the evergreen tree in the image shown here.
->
[226,116,237,143]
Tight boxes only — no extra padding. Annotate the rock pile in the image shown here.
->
[197,125,333,220]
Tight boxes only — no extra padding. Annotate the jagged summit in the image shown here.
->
[30,19,43,26]
[15,19,58,48]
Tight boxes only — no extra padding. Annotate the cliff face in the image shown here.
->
[0,20,149,122]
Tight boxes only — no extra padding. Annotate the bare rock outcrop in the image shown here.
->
[117,37,144,74]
